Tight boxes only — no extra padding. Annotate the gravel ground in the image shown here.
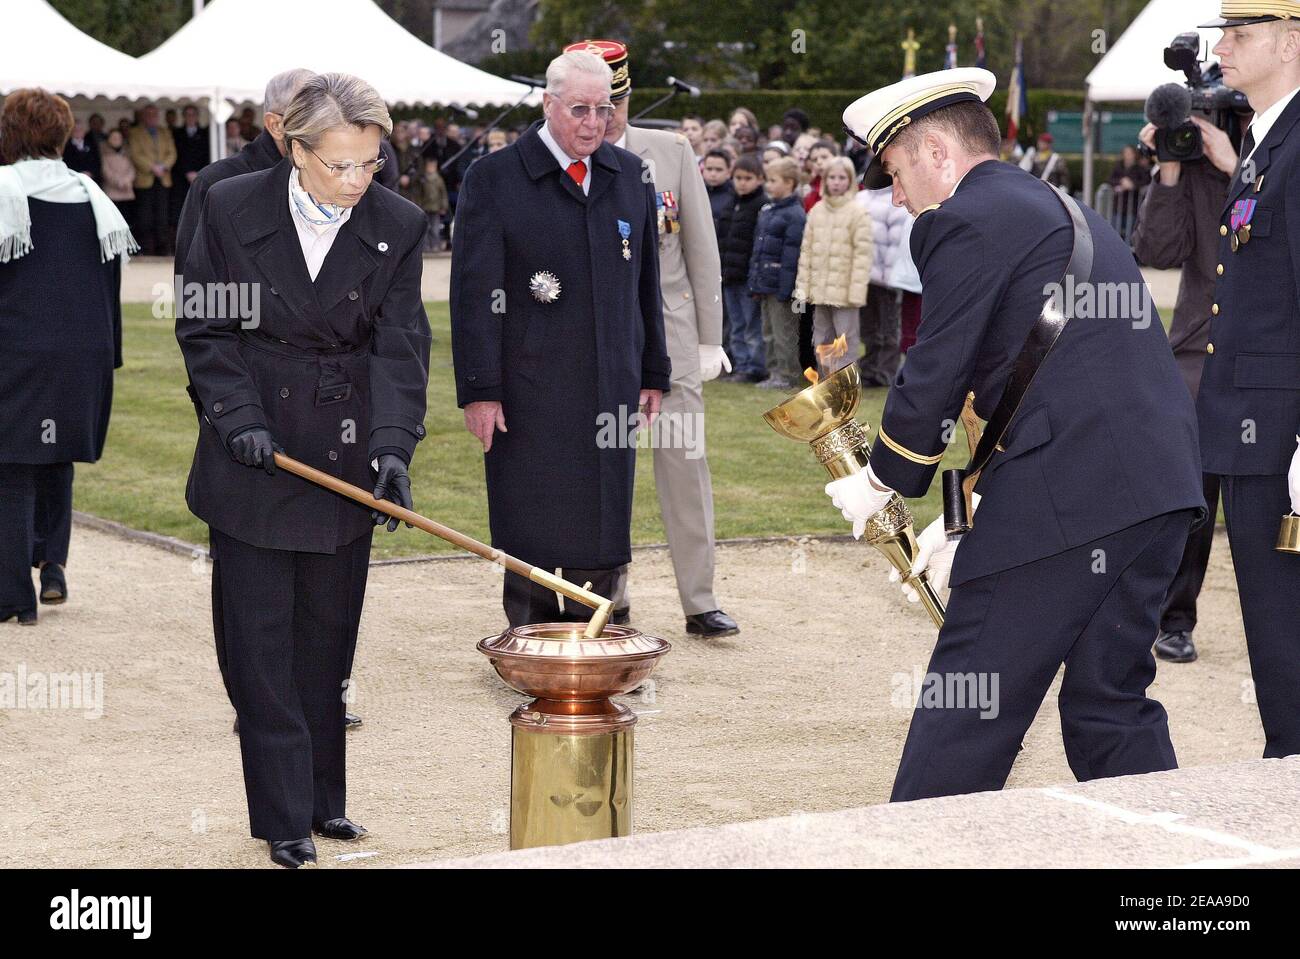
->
[0,523,1261,868]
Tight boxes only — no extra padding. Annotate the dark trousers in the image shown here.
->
[1159,472,1221,634]
[858,283,902,385]
[503,567,618,628]
[133,182,170,255]
[0,462,74,613]
[209,526,372,839]
[1221,474,1300,758]
[34,461,74,568]
[891,510,1194,802]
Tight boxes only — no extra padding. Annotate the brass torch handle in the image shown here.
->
[900,570,946,630]
[272,452,615,637]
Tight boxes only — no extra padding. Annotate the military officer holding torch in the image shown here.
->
[569,39,739,638]
[833,69,1206,801]
[1195,2,1300,758]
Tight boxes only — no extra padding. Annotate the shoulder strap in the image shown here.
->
[964,186,1094,480]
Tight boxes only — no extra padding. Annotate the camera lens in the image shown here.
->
[1167,124,1201,161]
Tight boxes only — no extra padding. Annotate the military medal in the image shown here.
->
[618,219,632,261]
[529,270,561,303]
[1229,200,1256,252]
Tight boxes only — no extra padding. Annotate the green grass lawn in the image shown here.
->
[76,303,979,559]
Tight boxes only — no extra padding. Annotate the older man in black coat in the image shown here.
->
[175,68,316,275]
[450,49,671,626]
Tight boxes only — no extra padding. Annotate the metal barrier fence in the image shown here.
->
[1092,182,1148,242]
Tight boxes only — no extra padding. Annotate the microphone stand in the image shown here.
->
[433,76,543,171]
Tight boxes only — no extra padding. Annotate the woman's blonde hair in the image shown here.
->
[281,72,392,156]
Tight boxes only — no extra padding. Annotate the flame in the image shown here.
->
[815,334,849,365]
[804,367,820,385]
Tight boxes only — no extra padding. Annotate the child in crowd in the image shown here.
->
[719,153,768,383]
[421,156,449,253]
[794,156,872,378]
[802,139,840,212]
[747,156,805,390]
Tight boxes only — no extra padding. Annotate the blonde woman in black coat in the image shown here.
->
[176,73,431,868]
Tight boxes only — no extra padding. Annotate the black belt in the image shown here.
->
[943,185,1094,534]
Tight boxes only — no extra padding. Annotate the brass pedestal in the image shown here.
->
[478,624,670,850]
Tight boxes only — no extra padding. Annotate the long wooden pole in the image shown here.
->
[272,452,613,638]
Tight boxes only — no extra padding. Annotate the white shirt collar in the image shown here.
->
[1247,85,1300,159]
[614,130,627,150]
[538,121,591,194]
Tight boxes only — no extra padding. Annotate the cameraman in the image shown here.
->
[1130,114,1237,664]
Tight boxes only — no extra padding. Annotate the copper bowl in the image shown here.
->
[477,623,671,703]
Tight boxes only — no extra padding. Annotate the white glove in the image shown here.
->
[1289,436,1300,515]
[825,465,896,539]
[699,344,732,382]
[890,494,981,601]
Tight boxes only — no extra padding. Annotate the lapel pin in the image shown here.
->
[377,241,389,252]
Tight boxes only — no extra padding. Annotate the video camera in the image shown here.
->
[1143,32,1250,163]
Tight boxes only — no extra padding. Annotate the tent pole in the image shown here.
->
[1083,91,1095,206]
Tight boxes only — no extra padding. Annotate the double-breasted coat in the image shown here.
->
[176,160,432,554]
[450,120,671,570]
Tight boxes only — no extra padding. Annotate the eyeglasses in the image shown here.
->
[305,144,387,178]
[563,101,616,122]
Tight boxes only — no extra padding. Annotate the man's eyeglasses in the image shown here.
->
[306,145,387,178]
[563,102,616,122]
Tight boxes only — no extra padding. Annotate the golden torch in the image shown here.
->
[763,355,946,628]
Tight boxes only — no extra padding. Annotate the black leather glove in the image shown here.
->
[228,427,282,476]
[371,453,412,532]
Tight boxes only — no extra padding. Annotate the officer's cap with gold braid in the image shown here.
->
[563,39,631,101]
[844,67,997,189]
[1201,0,1300,28]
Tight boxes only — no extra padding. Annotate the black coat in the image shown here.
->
[1130,159,1229,400]
[170,124,210,217]
[719,187,766,285]
[175,129,282,277]
[176,160,432,553]
[706,180,734,247]
[62,138,101,183]
[0,199,121,464]
[450,121,671,569]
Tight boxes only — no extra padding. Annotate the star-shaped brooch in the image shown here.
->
[529,270,562,304]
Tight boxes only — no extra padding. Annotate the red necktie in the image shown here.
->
[565,159,586,186]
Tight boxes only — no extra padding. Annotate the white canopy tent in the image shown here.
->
[139,0,542,162]
[0,0,208,102]
[1081,0,1224,199]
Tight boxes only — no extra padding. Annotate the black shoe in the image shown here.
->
[39,564,67,605]
[268,837,317,868]
[1,608,37,626]
[313,817,368,841]
[1155,630,1197,663]
[685,609,739,637]
[344,712,362,730]
[611,607,631,626]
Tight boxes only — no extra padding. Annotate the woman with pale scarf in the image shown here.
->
[176,72,431,868]
[0,88,137,626]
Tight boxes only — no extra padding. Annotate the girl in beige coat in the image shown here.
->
[794,156,874,377]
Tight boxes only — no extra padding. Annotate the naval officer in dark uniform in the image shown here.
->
[833,69,1206,801]
[1197,3,1300,758]
[177,73,431,867]
[450,49,671,626]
